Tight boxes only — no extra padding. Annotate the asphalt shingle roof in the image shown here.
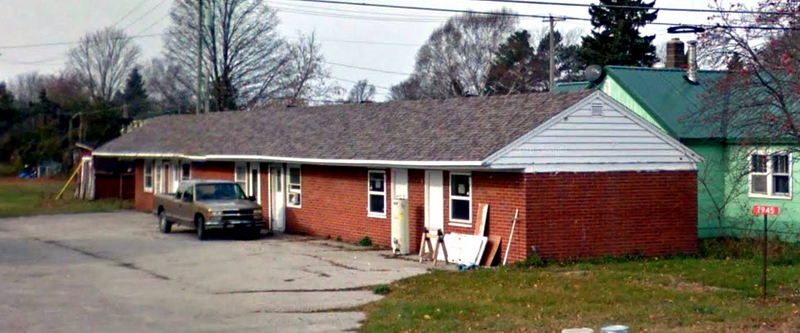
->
[96,90,595,162]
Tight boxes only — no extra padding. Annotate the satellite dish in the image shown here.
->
[667,25,707,34]
[584,65,603,83]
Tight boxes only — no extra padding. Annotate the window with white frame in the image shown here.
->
[143,160,153,192]
[235,162,247,193]
[181,162,191,180]
[368,170,386,217]
[750,153,791,198]
[450,173,472,223]
[154,160,163,193]
[287,165,301,207]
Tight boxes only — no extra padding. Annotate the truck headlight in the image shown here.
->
[253,209,262,216]
[209,210,223,217]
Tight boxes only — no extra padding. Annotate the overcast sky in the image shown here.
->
[0,0,754,100]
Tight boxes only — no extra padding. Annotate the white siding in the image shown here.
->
[487,92,700,172]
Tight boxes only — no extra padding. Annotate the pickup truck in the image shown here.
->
[153,180,265,240]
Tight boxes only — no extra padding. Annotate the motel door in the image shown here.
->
[424,170,444,231]
[269,164,286,232]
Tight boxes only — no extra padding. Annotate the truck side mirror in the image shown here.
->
[248,196,256,202]
[183,194,193,202]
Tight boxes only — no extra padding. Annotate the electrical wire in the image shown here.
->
[121,0,170,31]
[288,0,800,30]
[470,0,792,16]
[325,61,412,75]
[330,76,391,90]
[110,0,153,28]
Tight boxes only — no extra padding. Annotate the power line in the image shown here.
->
[110,0,152,28]
[0,33,162,50]
[325,61,412,75]
[331,76,391,90]
[471,0,791,16]
[121,0,169,31]
[288,0,800,30]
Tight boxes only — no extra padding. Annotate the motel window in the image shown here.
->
[750,153,792,198]
[287,165,302,208]
[143,160,153,192]
[181,162,191,180]
[235,162,247,192]
[368,170,386,217]
[450,173,472,223]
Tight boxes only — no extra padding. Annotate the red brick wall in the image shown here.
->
[524,170,698,260]
[132,160,235,212]
[285,165,394,247]
[190,161,235,181]
[133,160,154,212]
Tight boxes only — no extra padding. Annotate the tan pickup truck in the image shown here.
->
[153,180,265,240]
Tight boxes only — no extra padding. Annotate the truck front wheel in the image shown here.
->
[158,210,172,233]
[195,215,207,241]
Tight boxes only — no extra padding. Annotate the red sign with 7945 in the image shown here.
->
[752,205,780,216]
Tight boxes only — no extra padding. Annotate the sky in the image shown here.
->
[0,0,755,101]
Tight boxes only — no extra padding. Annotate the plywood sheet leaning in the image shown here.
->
[475,204,489,236]
[482,235,502,266]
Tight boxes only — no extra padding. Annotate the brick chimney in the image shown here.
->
[665,38,687,69]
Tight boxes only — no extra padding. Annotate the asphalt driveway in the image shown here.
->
[0,211,429,332]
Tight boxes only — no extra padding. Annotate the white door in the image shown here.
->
[391,168,409,254]
[424,170,444,231]
[170,161,181,192]
[269,164,286,232]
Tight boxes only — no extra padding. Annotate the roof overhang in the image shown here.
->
[91,152,488,169]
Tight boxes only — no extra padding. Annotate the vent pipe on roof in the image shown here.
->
[686,40,699,84]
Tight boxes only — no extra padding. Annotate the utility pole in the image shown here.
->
[195,0,204,114]
[543,16,565,91]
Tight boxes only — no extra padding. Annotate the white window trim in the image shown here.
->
[287,164,302,208]
[449,172,472,226]
[143,159,154,193]
[250,162,261,204]
[367,170,387,218]
[749,152,793,200]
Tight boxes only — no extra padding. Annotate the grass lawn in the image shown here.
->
[362,256,800,332]
[0,177,130,217]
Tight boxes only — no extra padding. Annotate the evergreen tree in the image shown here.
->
[485,30,547,95]
[579,0,659,67]
[122,68,149,118]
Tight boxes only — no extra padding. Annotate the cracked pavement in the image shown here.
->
[0,211,429,332]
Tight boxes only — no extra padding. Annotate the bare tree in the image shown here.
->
[142,57,193,114]
[9,72,45,105]
[692,0,799,234]
[282,33,337,104]
[698,0,799,143]
[346,80,376,103]
[392,10,518,99]
[66,27,141,103]
[165,0,291,110]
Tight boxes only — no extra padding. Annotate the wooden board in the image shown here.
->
[481,235,502,266]
[475,204,489,236]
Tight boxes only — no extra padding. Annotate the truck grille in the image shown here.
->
[221,209,257,221]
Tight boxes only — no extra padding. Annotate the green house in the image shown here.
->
[557,65,798,241]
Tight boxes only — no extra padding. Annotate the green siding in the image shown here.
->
[721,145,800,242]
[599,75,800,241]
[600,77,668,132]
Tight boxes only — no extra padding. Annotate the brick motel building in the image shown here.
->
[92,90,702,263]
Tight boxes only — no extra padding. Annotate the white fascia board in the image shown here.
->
[92,152,485,168]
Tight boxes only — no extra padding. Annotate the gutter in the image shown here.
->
[91,152,487,169]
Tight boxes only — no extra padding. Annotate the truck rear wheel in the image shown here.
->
[158,210,172,233]
[196,215,207,241]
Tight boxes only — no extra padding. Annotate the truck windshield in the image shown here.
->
[195,183,247,201]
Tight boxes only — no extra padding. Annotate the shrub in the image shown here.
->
[373,284,390,295]
[516,252,547,268]
[358,236,373,247]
